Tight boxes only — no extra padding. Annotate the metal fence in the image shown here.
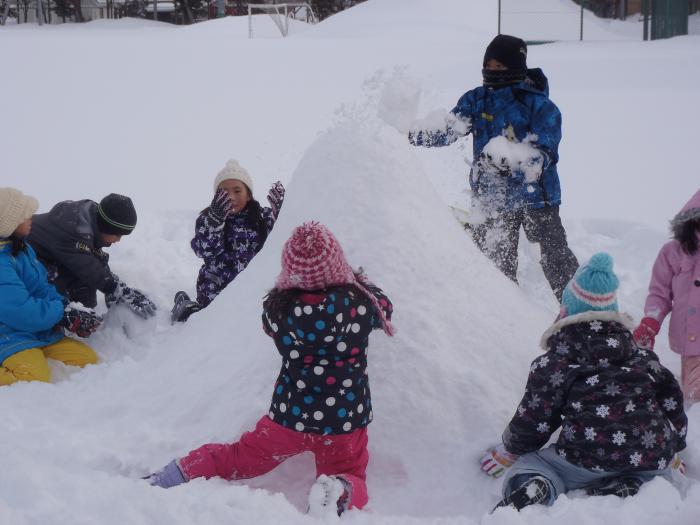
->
[497,0,694,41]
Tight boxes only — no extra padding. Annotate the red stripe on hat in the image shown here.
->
[571,281,616,306]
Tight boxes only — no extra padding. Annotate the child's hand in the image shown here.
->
[209,188,233,223]
[671,453,686,475]
[62,304,103,338]
[480,443,519,478]
[144,460,188,488]
[633,317,661,350]
[476,151,511,178]
[267,181,285,218]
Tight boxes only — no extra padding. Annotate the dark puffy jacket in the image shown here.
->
[262,284,393,435]
[503,311,687,473]
[411,69,562,211]
[191,205,275,307]
[28,200,116,307]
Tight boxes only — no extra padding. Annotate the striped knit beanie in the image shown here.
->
[276,222,395,336]
[0,188,39,238]
[561,252,619,317]
[97,194,137,236]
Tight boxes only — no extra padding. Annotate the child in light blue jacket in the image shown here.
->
[0,188,101,385]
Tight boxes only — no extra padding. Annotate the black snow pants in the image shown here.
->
[467,206,579,301]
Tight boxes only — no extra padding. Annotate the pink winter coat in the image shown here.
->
[644,189,700,356]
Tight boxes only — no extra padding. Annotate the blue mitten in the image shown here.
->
[145,460,188,488]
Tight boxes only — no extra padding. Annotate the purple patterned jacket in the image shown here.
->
[191,205,276,307]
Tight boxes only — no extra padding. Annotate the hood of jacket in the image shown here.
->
[514,67,550,97]
[671,188,700,229]
[540,310,637,363]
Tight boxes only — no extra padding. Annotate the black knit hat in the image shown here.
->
[96,193,137,236]
[483,34,528,73]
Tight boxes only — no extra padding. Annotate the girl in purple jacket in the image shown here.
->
[171,159,284,322]
[634,188,700,404]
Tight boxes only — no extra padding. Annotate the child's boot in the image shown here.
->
[586,477,643,498]
[171,291,201,323]
[493,475,550,511]
[308,474,351,517]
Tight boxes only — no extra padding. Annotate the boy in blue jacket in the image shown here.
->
[409,34,578,301]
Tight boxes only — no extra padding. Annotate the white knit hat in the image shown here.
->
[213,159,254,195]
[0,188,39,238]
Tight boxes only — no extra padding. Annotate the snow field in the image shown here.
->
[1,1,699,524]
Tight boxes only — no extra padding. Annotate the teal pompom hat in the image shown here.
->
[560,252,619,317]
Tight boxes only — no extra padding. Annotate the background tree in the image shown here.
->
[309,0,365,21]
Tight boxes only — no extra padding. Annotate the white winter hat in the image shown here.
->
[213,159,254,195]
[0,188,39,238]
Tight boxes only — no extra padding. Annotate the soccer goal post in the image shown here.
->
[248,3,317,38]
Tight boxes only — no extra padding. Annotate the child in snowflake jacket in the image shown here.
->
[480,253,687,511]
[148,222,394,516]
[634,188,700,404]
[173,160,284,322]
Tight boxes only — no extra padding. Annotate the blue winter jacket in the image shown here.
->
[0,240,65,363]
[411,69,562,210]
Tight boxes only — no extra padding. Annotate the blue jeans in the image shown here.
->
[502,445,671,505]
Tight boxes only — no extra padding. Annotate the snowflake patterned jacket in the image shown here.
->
[503,311,687,473]
[410,68,561,211]
[262,284,393,435]
[191,205,276,307]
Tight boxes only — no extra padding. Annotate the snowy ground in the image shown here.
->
[1,1,699,524]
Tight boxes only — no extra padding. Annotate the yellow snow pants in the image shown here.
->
[0,337,98,386]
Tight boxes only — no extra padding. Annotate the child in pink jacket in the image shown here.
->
[145,222,394,517]
[634,188,700,403]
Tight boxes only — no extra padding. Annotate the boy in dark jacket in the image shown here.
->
[480,253,687,510]
[28,194,156,320]
[409,34,578,301]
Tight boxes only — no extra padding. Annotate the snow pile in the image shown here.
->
[480,134,545,183]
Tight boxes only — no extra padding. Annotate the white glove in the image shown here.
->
[479,443,519,478]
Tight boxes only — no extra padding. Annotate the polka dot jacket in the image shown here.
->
[262,284,393,435]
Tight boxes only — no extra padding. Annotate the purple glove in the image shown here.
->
[266,181,285,219]
[145,460,188,488]
[209,188,233,223]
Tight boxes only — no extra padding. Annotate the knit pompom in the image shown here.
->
[587,252,614,273]
[275,221,395,336]
[560,251,619,317]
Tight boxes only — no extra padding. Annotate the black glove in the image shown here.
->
[62,305,103,338]
[105,278,157,319]
[266,181,285,218]
[208,188,233,223]
[477,151,511,177]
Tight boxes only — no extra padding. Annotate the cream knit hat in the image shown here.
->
[213,159,254,195]
[0,188,39,238]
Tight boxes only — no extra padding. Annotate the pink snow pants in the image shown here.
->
[178,416,369,509]
[682,355,700,404]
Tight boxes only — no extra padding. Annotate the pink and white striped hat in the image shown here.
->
[276,221,395,335]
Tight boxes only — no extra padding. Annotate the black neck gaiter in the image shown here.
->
[482,68,526,88]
